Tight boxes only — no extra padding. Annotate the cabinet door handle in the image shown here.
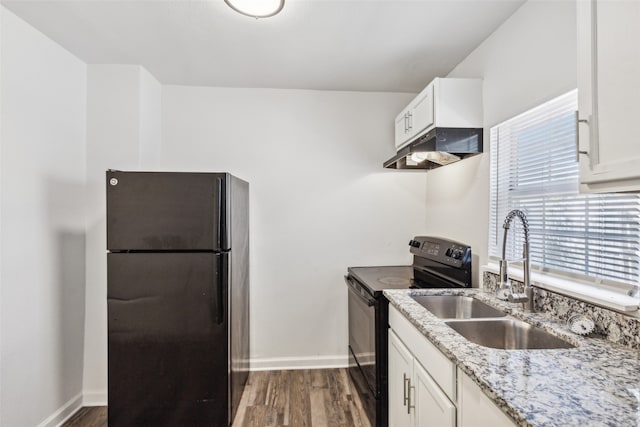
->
[408,111,413,132]
[407,377,415,414]
[404,113,409,134]
[575,110,590,161]
[403,373,409,407]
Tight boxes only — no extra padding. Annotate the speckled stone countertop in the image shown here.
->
[383,288,640,427]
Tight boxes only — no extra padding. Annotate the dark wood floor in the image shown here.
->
[63,406,107,427]
[62,369,371,427]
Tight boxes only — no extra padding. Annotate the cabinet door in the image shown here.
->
[395,110,412,149]
[410,84,435,138]
[413,361,456,427]
[389,330,413,427]
[458,372,514,427]
[577,0,640,192]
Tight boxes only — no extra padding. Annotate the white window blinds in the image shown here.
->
[489,90,640,285]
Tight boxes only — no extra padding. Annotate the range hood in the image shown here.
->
[383,127,483,170]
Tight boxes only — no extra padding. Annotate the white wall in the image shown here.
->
[139,67,163,169]
[0,6,3,419]
[424,0,577,279]
[1,7,87,427]
[161,86,426,367]
[83,65,141,404]
[0,0,578,413]
[83,65,162,403]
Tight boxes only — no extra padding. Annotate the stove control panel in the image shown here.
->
[409,236,471,268]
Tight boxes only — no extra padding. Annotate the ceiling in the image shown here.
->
[2,0,524,92]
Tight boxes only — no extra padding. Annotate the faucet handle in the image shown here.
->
[508,292,529,304]
[496,279,512,301]
[499,259,509,283]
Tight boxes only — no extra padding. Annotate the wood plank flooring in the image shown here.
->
[63,406,107,427]
[62,368,371,427]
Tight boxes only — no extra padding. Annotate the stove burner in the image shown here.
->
[378,277,411,286]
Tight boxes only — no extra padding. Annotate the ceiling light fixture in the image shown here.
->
[224,0,285,19]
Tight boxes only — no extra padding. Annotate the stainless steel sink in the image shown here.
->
[445,318,577,350]
[411,295,506,319]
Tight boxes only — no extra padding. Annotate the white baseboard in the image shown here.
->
[82,389,107,406]
[36,356,344,426]
[36,393,82,427]
[250,355,348,371]
[32,355,343,426]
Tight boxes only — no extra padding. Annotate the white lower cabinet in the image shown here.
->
[389,330,413,427]
[388,305,515,427]
[414,360,456,427]
[458,372,514,427]
[389,330,455,427]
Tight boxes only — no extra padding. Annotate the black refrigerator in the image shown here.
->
[106,171,250,427]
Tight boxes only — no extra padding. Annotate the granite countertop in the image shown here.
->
[383,288,640,427]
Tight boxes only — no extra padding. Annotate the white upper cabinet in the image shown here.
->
[395,89,431,148]
[395,111,411,148]
[577,0,640,192]
[394,78,483,150]
[409,84,435,139]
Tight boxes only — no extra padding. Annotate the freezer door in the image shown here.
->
[108,252,228,427]
[106,171,228,251]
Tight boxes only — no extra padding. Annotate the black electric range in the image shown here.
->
[345,236,472,427]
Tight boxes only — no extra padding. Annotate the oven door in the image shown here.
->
[345,275,377,425]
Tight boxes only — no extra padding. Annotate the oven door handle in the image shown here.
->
[344,276,376,307]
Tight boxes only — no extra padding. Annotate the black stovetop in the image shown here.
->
[347,237,473,298]
[347,265,415,295]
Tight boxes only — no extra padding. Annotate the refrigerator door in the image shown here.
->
[108,252,228,427]
[106,171,229,251]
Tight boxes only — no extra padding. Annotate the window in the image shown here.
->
[489,90,640,286]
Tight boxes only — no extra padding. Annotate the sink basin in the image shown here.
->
[412,295,506,319]
[445,318,576,350]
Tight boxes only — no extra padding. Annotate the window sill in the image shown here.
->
[482,263,640,314]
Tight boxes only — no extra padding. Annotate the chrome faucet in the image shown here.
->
[496,209,534,312]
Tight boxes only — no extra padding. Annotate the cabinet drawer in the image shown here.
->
[389,305,456,401]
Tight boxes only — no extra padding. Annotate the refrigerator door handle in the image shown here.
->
[216,255,225,325]
[216,177,223,250]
